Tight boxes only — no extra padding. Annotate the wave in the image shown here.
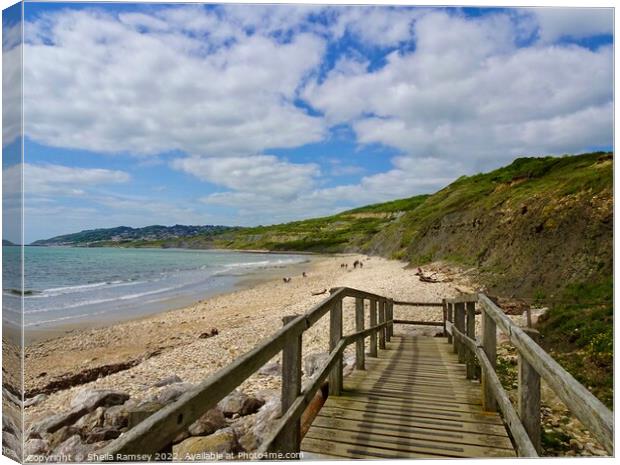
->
[25,285,180,314]
[25,310,109,327]
[32,280,147,298]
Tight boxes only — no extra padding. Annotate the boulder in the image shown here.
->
[258,362,281,377]
[1,431,21,460]
[236,398,280,451]
[303,352,329,378]
[83,426,122,444]
[24,438,49,459]
[126,401,165,429]
[47,426,80,450]
[28,408,89,436]
[103,405,129,430]
[154,382,195,404]
[152,375,182,388]
[74,407,105,432]
[218,391,264,418]
[70,389,130,411]
[188,408,227,436]
[173,429,239,459]
[51,435,92,463]
[24,394,48,408]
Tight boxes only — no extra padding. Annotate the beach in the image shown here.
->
[23,254,472,425]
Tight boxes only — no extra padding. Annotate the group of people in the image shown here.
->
[282,271,307,283]
[340,259,364,269]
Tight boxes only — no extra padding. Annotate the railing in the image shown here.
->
[98,287,398,459]
[444,293,614,457]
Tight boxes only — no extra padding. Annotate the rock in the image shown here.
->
[303,352,329,378]
[74,407,105,432]
[155,382,195,404]
[51,435,92,463]
[83,426,122,444]
[1,431,22,460]
[28,408,89,436]
[24,438,49,459]
[24,394,48,408]
[188,408,227,436]
[152,375,183,387]
[240,397,264,416]
[70,389,130,410]
[218,391,264,418]
[126,401,165,429]
[258,362,281,377]
[47,426,80,449]
[198,328,219,339]
[173,429,240,459]
[103,405,129,430]
[218,390,247,417]
[236,397,280,451]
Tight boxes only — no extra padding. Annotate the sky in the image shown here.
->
[2,2,614,243]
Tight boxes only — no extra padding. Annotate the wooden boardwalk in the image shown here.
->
[301,335,517,459]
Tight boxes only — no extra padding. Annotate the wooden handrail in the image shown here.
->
[477,294,613,455]
[448,293,613,456]
[98,287,394,459]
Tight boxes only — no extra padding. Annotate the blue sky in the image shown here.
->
[2,2,614,243]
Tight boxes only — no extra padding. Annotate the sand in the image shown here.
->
[23,254,475,424]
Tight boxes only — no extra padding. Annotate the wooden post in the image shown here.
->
[446,302,453,344]
[369,299,378,357]
[442,299,447,337]
[466,302,476,379]
[355,297,365,370]
[273,315,302,452]
[454,302,465,362]
[378,300,386,350]
[329,295,343,396]
[386,300,394,341]
[481,307,497,412]
[519,328,541,454]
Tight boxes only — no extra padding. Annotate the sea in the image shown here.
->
[2,246,309,332]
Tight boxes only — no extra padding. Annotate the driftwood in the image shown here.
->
[311,289,327,296]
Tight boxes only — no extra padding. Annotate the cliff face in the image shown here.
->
[367,152,612,297]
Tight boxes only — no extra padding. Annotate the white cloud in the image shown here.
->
[3,21,22,148]
[173,155,320,200]
[530,8,613,43]
[304,11,613,166]
[23,8,326,157]
[22,163,130,195]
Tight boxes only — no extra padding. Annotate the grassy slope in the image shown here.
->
[102,152,613,404]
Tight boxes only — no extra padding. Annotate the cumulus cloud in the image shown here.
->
[530,8,613,43]
[23,8,326,156]
[16,5,614,230]
[22,163,130,196]
[172,155,320,200]
[304,11,613,165]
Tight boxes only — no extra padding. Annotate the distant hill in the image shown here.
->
[2,239,17,246]
[31,224,235,247]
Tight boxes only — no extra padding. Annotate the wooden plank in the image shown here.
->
[333,393,486,414]
[348,387,482,406]
[304,425,516,458]
[315,406,510,437]
[302,436,444,459]
[341,390,482,408]
[323,399,504,426]
[393,319,443,326]
[466,301,477,379]
[454,302,466,362]
[310,416,515,450]
[479,293,613,454]
[393,301,444,307]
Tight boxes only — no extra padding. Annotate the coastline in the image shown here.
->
[23,253,319,345]
[23,255,473,425]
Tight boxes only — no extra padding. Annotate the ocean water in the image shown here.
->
[2,247,308,331]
